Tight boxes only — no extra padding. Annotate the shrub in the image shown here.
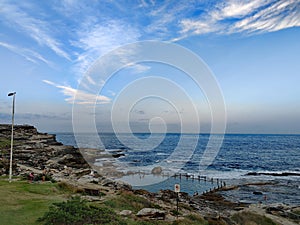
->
[232,211,276,225]
[38,196,125,225]
[104,191,157,212]
[57,181,84,193]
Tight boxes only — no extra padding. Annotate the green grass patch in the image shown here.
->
[0,178,67,225]
[104,191,160,213]
[231,211,277,225]
[293,210,300,215]
[0,138,11,149]
[171,214,208,225]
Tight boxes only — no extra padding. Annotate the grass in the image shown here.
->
[293,210,300,215]
[0,176,280,225]
[172,214,208,225]
[104,191,160,213]
[0,138,11,149]
[231,211,277,225]
[0,177,67,225]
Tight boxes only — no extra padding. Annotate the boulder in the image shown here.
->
[151,166,162,175]
[136,208,166,219]
[119,210,132,216]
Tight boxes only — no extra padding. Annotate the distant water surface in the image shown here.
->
[55,133,300,203]
[55,133,300,176]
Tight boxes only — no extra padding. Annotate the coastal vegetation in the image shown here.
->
[0,176,282,225]
[0,137,11,149]
[0,178,66,225]
[231,212,276,225]
[38,196,125,225]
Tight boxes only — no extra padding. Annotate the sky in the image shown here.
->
[0,0,300,134]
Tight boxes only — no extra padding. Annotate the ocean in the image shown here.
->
[55,133,300,204]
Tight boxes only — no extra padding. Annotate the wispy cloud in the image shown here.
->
[72,18,141,76]
[180,19,219,35]
[145,1,193,38]
[0,41,52,66]
[213,0,269,20]
[0,1,70,60]
[43,80,110,105]
[179,0,300,37]
[231,0,300,33]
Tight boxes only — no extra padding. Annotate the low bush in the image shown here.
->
[57,181,84,193]
[104,191,158,212]
[231,211,276,225]
[38,196,125,225]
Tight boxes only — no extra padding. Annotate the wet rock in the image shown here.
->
[151,166,162,175]
[253,191,263,195]
[246,171,300,176]
[112,153,125,158]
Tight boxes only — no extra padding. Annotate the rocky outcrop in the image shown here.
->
[0,124,133,195]
[0,124,89,175]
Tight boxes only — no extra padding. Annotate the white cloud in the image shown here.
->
[215,0,269,19]
[43,80,110,105]
[0,1,70,60]
[180,19,219,35]
[126,63,151,74]
[179,0,300,37]
[0,41,52,66]
[231,0,300,33]
[71,18,141,77]
[146,1,193,37]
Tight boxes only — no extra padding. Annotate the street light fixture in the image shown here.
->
[8,92,16,183]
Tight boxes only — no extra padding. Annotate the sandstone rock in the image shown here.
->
[0,124,90,176]
[136,208,166,219]
[116,180,132,191]
[77,174,99,185]
[119,210,132,216]
[81,195,102,202]
[151,166,162,175]
[72,168,91,177]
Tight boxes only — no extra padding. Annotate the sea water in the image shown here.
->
[55,133,300,203]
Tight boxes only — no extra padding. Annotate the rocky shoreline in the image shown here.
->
[0,124,299,224]
[0,124,129,189]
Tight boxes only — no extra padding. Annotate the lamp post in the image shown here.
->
[8,92,16,183]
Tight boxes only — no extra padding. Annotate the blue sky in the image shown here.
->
[0,0,299,134]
